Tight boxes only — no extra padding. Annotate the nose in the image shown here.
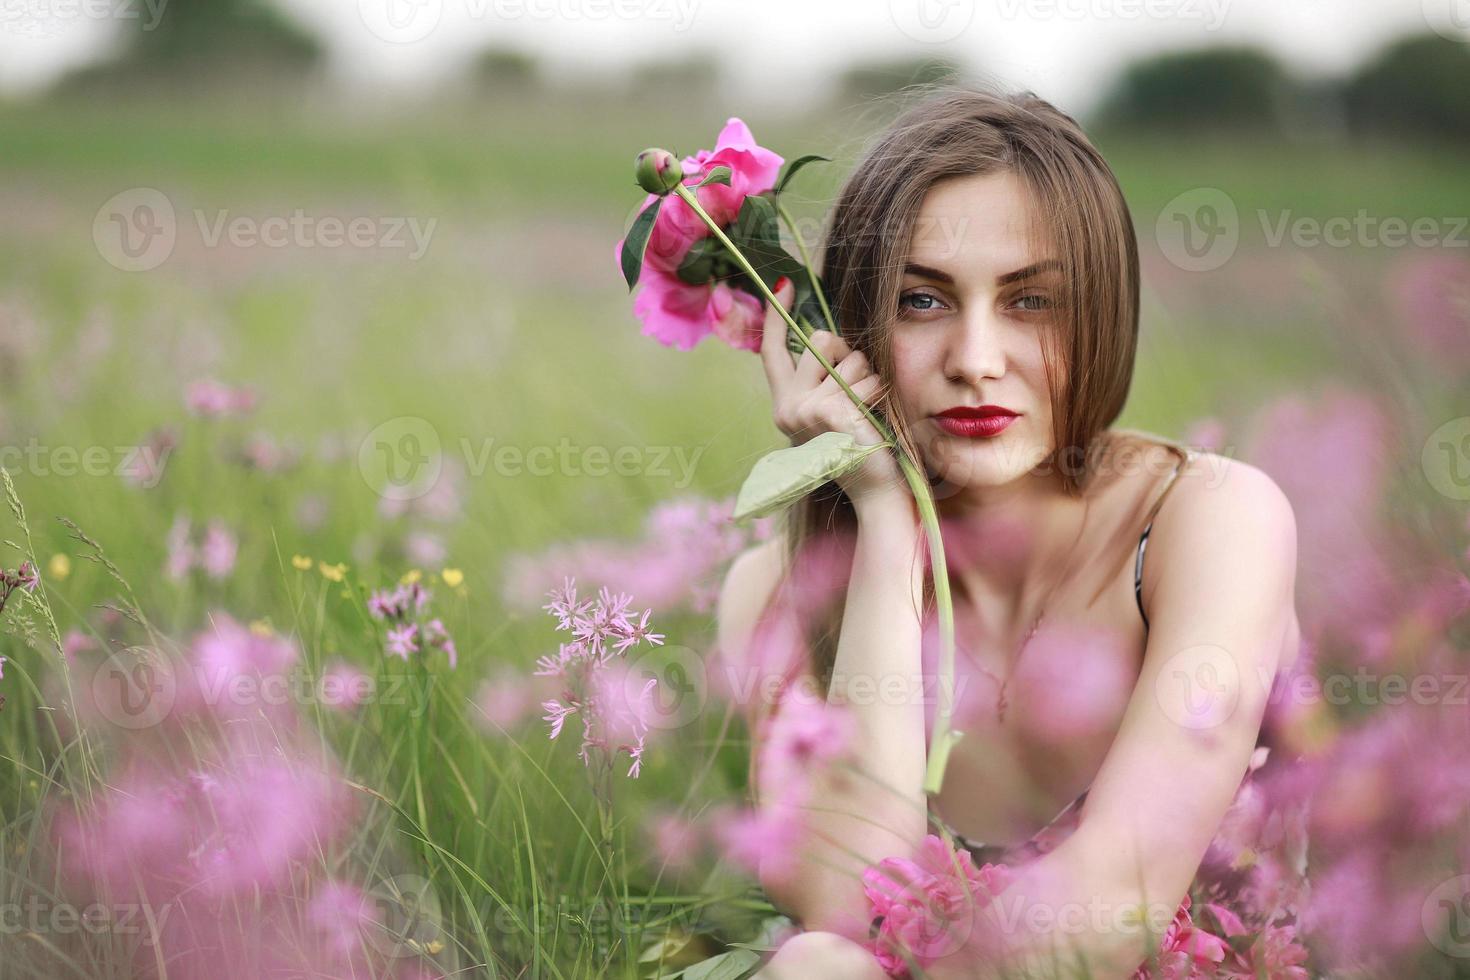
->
[942,307,1007,387]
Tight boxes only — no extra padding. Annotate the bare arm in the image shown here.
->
[716,280,935,936]
[931,457,1300,979]
[772,496,930,934]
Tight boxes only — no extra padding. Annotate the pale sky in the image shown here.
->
[0,0,1462,111]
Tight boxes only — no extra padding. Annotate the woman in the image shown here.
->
[716,87,1307,978]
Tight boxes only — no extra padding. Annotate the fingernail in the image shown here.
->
[774,276,790,292]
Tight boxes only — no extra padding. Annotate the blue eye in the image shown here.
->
[899,291,941,313]
[1013,294,1052,311]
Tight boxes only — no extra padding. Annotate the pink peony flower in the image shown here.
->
[1132,894,1228,980]
[862,834,1013,978]
[617,117,784,352]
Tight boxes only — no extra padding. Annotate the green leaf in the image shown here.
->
[675,236,722,285]
[620,197,663,290]
[639,930,695,964]
[694,165,732,188]
[733,431,886,522]
[774,153,831,194]
[726,196,803,287]
[674,948,761,980]
[725,914,796,954]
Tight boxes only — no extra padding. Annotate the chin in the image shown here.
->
[919,427,1050,490]
[924,445,1047,494]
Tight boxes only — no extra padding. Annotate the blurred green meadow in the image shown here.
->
[0,74,1467,977]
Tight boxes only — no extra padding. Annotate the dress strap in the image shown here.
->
[1133,445,1194,632]
[933,789,1090,866]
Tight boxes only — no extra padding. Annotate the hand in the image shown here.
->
[759,276,908,510]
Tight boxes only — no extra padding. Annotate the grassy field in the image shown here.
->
[0,88,1466,977]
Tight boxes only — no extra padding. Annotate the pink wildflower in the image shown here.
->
[185,378,257,418]
[385,623,419,660]
[536,578,664,778]
[617,117,785,352]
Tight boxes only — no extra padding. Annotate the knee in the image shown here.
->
[757,930,888,979]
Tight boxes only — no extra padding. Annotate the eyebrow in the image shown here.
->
[904,259,1060,286]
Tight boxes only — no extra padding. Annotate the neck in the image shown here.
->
[933,465,1089,628]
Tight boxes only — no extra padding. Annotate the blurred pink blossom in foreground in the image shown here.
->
[48,613,441,978]
[503,495,774,618]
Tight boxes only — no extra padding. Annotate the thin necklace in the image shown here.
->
[970,508,1088,726]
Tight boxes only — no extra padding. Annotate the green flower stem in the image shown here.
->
[775,198,839,337]
[672,182,961,796]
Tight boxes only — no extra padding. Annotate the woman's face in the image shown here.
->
[887,170,1065,492]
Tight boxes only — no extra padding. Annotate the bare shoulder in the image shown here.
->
[715,533,789,667]
[1148,452,1301,666]
[1170,451,1297,541]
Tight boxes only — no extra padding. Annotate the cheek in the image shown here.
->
[887,336,940,403]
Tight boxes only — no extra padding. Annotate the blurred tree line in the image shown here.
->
[50,1,1470,144]
[1092,35,1470,143]
[58,0,321,92]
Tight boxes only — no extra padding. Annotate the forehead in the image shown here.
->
[905,171,1043,272]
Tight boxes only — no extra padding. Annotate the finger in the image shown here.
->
[844,376,887,445]
[815,375,885,443]
[848,373,883,405]
[759,277,798,397]
[816,350,872,394]
[793,330,853,390]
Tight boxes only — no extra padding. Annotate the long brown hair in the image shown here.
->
[771,84,1144,691]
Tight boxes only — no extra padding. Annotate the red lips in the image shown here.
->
[932,405,1019,438]
[935,405,1018,419]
